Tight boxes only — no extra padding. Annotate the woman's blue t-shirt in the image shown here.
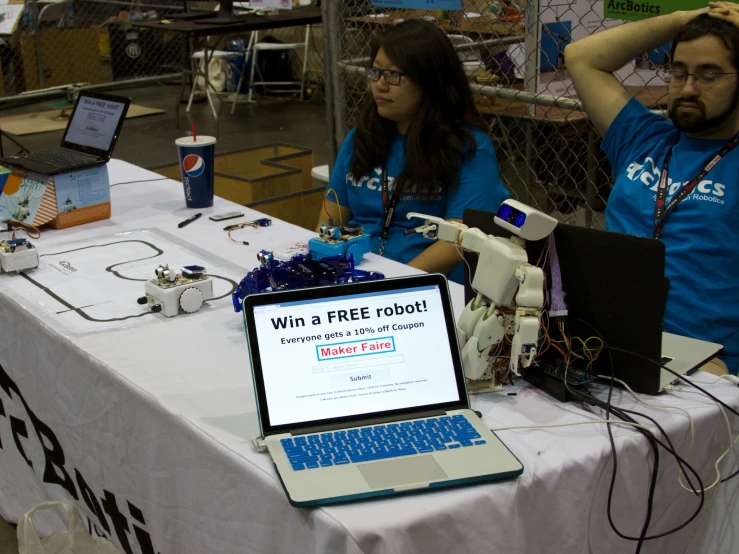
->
[328,128,509,283]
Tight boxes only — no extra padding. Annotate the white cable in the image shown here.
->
[455,245,478,295]
[688,374,739,386]
[666,387,738,493]
[597,375,695,456]
[492,420,652,433]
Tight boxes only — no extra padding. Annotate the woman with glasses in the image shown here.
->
[317,19,508,283]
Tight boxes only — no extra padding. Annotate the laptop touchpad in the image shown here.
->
[358,456,447,489]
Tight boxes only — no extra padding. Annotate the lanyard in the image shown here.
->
[380,168,402,241]
[653,132,739,239]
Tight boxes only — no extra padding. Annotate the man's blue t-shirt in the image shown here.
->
[602,97,739,374]
[329,128,509,283]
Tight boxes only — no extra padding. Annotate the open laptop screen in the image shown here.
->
[250,282,462,429]
[63,94,127,153]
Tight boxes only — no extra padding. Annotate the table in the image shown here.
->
[348,10,524,37]
[0,159,737,554]
[134,5,322,123]
[136,5,322,39]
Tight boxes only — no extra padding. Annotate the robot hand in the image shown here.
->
[405,213,468,244]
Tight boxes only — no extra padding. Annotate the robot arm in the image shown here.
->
[407,201,557,389]
[405,213,493,255]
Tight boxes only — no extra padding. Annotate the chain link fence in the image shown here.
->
[0,0,189,101]
[0,1,324,107]
[325,0,668,229]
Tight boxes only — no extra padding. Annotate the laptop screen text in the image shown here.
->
[63,95,126,153]
[253,285,461,427]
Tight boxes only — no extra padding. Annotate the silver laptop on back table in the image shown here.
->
[243,273,523,506]
[659,332,723,392]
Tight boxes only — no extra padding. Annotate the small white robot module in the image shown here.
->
[137,264,213,317]
[0,238,39,273]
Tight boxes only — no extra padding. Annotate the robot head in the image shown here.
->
[495,199,557,242]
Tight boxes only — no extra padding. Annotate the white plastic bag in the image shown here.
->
[18,501,121,554]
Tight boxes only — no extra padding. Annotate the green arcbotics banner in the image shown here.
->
[604,1,708,21]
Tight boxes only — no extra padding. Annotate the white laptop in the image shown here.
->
[659,332,724,392]
[243,273,523,506]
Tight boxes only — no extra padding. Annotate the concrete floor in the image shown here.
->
[0,84,329,554]
[1,84,330,170]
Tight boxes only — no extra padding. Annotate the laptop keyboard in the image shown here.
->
[19,149,96,168]
[280,414,487,471]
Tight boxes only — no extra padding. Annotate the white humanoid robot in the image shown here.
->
[407,199,557,391]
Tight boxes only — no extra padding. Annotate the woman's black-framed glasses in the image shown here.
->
[365,66,406,85]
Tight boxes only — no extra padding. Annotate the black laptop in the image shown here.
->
[463,209,721,395]
[1,91,131,175]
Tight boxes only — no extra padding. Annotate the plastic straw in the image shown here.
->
[191,121,197,142]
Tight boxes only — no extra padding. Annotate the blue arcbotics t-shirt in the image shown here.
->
[329,128,509,283]
[603,97,739,374]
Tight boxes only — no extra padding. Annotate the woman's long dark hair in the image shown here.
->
[350,19,485,197]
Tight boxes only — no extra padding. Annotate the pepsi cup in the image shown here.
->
[176,136,216,208]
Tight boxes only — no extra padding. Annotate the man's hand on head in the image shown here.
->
[709,2,739,26]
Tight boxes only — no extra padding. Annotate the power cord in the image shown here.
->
[562,318,707,552]
[605,347,739,420]
[606,346,739,486]
[613,371,738,494]
[598,374,697,481]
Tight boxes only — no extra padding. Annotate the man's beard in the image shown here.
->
[670,88,739,134]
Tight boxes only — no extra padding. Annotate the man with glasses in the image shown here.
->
[564,3,739,375]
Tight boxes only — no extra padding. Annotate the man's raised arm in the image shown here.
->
[564,9,708,137]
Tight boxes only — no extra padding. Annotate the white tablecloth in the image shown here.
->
[0,159,737,554]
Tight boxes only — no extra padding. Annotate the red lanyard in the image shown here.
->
[653,132,739,240]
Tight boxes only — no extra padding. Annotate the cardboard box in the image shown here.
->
[20,26,102,91]
[0,165,111,229]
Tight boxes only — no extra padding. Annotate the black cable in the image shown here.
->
[110,177,169,187]
[560,318,707,543]
[566,359,707,541]
[618,407,700,495]
[559,321,656,551]
[563,351,658,551]
[604,346,739,420]
[605,345,739,485]
[567,327,707,537]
